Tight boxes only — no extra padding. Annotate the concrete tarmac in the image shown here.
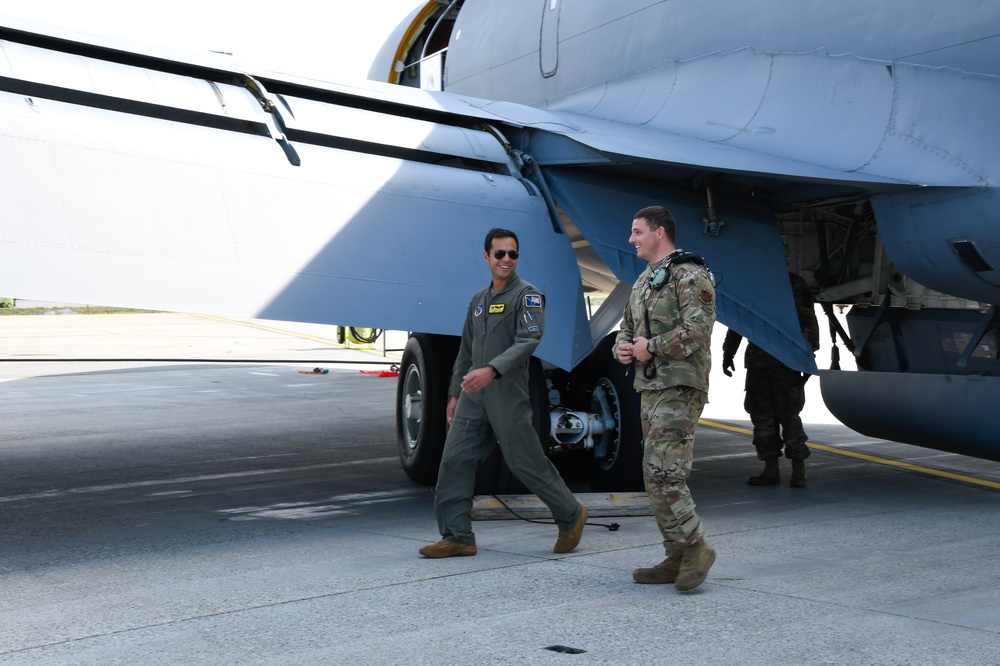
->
[2,313,1000,665]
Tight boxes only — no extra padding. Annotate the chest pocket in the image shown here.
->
[640,282,679,335]
[488,304,514,332]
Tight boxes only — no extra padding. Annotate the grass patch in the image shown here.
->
[0,306,155,315]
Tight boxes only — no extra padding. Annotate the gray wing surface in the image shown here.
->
[5,20,970,372]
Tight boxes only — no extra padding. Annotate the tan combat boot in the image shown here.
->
[554,506,588,553]
[419,540,477,558]
[790,459,807,488]
[675,538,716,591]
[633,543,683,584]
[747,457,780,486]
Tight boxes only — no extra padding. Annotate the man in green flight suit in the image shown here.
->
[613,205,717,591]
[419,228,587,558]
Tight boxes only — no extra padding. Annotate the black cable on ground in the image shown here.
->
[491,494,620,531]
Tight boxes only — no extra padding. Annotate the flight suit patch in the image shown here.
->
[489,304,505,314]
[528,326,539,333]
[525,294,542,308]
[700,289,713,304]
[474,304,484,317]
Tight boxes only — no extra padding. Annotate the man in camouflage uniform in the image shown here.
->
[722,272,820,487]
[419,228,587,559]
[613,206,716,592]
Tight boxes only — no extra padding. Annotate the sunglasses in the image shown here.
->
[492,249,519,260]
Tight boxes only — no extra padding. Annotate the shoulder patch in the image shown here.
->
[528,325,539,333]
[474,304,484,317]
[489,304,505,314]
[525,294,542,308]
[700,289,714,305]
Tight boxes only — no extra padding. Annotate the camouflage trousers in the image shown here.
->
[639,386,708,553]
[744,365,811,461]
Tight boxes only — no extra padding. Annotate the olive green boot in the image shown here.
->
[790,459,807,488]
[633,543,682,584]
[675,539,716,591]
[747,457,780,486]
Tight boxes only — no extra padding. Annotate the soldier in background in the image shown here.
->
[722,272,820,488]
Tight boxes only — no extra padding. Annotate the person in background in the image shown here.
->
[722,271,820,488]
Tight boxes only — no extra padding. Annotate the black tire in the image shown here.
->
[587,334,644,492]
[396,333,459,485]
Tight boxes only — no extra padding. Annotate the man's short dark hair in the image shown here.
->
[484,228,519,252]
[634,206,676,243]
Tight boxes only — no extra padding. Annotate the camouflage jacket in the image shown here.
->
[613,253,716,393]
[722,272,820,370]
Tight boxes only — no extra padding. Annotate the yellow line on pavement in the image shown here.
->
[187,314,402,360]
[189,313,344,346]
[699,418,1000,491]
[700,419,752,436]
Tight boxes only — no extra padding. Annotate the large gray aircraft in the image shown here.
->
[1,1,998,491]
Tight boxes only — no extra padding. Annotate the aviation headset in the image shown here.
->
[649,249,710,291]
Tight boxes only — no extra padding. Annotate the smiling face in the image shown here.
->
[629,215,672,263]
[629,216,659,262]
[485,235,519,289]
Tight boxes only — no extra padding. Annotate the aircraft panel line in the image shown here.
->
[0,456,399,504]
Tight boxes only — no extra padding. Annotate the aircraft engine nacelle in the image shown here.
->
[873,188,1000,306]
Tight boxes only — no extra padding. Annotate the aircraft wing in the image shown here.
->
[265,71,956,373]
[1,19,975,373]
[0,22,603,368]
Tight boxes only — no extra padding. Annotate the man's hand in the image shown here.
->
[446,395,459,425]
[722,355,735,377]
[632,336,652,363]
[460,366,496,394]
[615,342,635,364]
[617,337,653,364]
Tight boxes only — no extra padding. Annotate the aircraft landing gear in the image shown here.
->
[396,333,459,485]
[557,334,643,492]
[394,332,644,492]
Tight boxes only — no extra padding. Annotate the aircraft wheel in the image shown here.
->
[396,333,459,485]
[586,334,644,492]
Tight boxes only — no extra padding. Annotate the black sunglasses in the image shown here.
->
[493,249,519,260]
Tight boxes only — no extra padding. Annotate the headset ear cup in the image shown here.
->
[650,266,668,290]
[651,250,709,291]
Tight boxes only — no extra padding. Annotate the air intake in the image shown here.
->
[952,240,993,273]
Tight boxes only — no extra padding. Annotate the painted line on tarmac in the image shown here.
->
[0,456,399,503]
[189,314,402,362]
[190,314,344,346]
[700,419,1000,491]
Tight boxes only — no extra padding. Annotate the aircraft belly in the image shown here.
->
[821,370,1000,460]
